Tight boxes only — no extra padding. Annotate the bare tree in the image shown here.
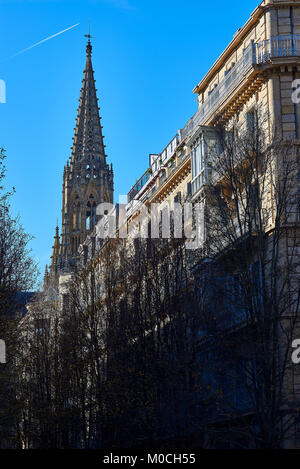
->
[192,111,300,448]
[55,227,198,449]
[0,148,38,448]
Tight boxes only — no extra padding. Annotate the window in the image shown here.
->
[190,127,221,195]
[191,138,203,180]
[246,108,255,131]
[86,195,97,231]
[86,202,91,230]
[174,192,181,204]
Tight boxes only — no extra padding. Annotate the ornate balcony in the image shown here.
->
[256,34,300,64]
[182,42,256,140]
[182,35,300,141]
[127,135,179,204]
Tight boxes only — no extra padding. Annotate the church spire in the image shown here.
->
[70,33,106,166]
[43,264,50,290]
[50,224,60,269]
[59,35,114,274]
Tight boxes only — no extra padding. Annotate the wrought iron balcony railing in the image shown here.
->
[256,34,300,64]
[182,42,256,140]
[127,35,300,208]
[127,134,179,203]
[182,34,300,142]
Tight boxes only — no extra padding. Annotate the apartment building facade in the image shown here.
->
[117,0,300,243]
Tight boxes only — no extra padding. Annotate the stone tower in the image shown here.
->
[49,36,114,279]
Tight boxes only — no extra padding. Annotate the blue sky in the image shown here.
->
[0,0,259,283]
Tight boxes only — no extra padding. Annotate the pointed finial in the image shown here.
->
[85,21,93,39]
[85,22,94,55]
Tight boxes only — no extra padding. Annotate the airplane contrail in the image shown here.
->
[12,23,80,58]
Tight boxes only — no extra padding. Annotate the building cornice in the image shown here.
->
[193,1,300,96]
[193,4,264,95]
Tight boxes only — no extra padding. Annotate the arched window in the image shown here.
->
[86,201,91,231]
[86,195,97,231]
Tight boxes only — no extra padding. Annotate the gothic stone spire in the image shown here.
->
[43,264,50,290]
[71,36,106,165]
[59,36,114,273]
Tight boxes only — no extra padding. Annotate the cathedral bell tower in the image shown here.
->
[50,35,114,277]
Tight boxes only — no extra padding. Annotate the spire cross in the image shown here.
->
[85,33,94,41]
[85,23,94,42]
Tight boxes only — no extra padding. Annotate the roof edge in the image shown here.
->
[193,2,265,95]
